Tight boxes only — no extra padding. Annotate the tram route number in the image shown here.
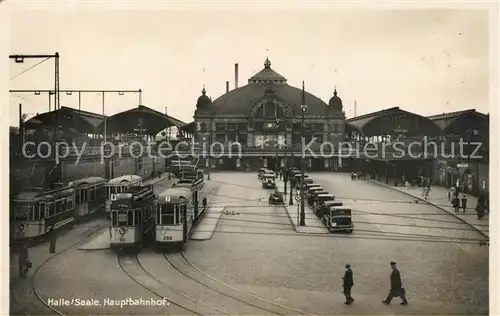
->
[162,236,173,241]
[119,237,126,242]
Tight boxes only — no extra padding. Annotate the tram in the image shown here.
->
[105,175,143,214]
[69,177,107,218]
[155,178,206,249]
[12,186,75,239]
[109,185,156,250]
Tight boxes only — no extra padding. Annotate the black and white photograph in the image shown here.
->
[3,1,498,315]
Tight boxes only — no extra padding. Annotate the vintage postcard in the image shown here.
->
[2,1,497,315]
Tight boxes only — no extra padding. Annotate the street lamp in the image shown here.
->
[275,117,280,173]
[283,116,288,196]
[289,117,295,206]
[299,101,308,226]
[207,112,215,180]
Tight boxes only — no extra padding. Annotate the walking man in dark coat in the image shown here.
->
[383,261,408,305]
[342,264,354,305]
[48,227,57,253]
[18,242,30,278]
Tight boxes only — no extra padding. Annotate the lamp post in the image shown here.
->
[289,117,295,206]
[275,117,280,174]
[299,84,307,226]
[283,116,288,196]
[207,112,214,180]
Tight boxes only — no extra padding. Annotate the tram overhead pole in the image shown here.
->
[9,53,61,112]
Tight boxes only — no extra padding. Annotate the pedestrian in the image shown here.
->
[461,195,468,213]
[382,261,408,306]
[452,196,460,213]
[447,189,452,202]
[48,227,57,253]
[342,264,354,305]
[18,242,30,278]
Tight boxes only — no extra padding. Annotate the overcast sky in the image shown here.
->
[6,2,492,126]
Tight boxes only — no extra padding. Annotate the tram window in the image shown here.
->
[97,185,105,199]
[135,210,141,225]
[48,203,55,217]
[67,197,74,210]
[160,204,175,225]
[56,200,62,214]
[32,204,40,221]
[14,203,29,220]
[127,211,134,226]
[81,189,87,204]
[39,203,45,219]
[27,204,35,221]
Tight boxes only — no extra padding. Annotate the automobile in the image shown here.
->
[306,187,326,205]
[304,183,321,193]
[313,193,335,214]
[258,168,268,179]
[317,200,343,219]
[262,174,277,189]
[324,207,354,233]
[269,191,284,205]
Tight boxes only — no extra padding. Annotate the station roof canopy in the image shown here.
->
[179,121,196,134]
[427,109,489,135]
[101,105,187,136]
[346,107,442,137]
[24,106,106,134]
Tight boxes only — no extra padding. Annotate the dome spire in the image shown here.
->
[264,57,271,69]
[202,84,206,95]
[334,85,337,96]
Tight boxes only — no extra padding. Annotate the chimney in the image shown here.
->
[234,63,239,89]
[226,81,229,93]
[353,101,357,117]
[165,106,168,116]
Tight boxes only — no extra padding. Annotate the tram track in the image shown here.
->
[15,223,106,316]
[117,253,227,315]
[164,252,314,315]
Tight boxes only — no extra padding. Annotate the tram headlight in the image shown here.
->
[19,224,24,231]
[119,228,126,235]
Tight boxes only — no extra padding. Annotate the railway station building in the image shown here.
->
[193,58,347,171]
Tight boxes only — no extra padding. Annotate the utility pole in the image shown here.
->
[299,81,307,226]
[207,113,214,180]
[289,116,295,206]
[283,114,288,196]
[275,117,280,174]
[18,103,23,155]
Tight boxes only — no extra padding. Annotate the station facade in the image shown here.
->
[193,58,346,171]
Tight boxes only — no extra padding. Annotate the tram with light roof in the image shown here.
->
[155,177,207,249]
[109,185,156,250]
[69,177,107,218]
[12,186,76,239]
[105,175,143,215]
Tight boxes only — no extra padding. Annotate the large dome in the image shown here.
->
[210,58,330,116]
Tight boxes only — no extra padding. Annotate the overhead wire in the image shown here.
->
[201,214,485,241]
[10,57,51,80]
[206,180,487,216]
[201,179,489,243]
